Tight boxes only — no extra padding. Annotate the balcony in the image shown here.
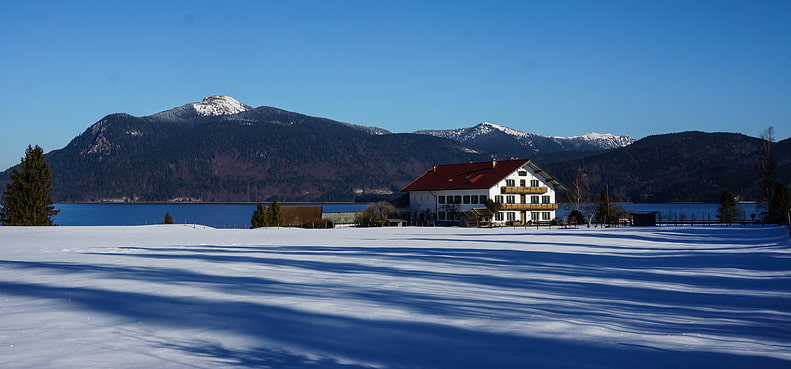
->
[500,203,559,211]
[501,186,548,194]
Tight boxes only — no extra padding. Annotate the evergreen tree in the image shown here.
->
[768,183,791,225]
[594,188,626,226]
[268,200,284,227]
[717,189,740,225]
[0,145,60,226]
[595,189,610,225]
[569,210,585,225]
[250,203,266,228]
[162,211,175,224]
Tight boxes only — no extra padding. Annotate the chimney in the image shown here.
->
[491,158,497,167]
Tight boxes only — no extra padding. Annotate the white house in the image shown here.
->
[401,158,566,225]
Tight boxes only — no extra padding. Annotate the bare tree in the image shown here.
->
[441,203,461,225]
[565,172,592,224]
[756,127,777,216]
[565,173,592,212]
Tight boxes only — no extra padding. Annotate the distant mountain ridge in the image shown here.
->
[3,95,782,204]
[545,131,791,203]
[10,96,492,202]
[415,122,635,158]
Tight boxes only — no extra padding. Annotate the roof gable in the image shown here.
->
[401,159,530,192]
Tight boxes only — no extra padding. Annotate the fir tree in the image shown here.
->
[262,203,273,227]
[717,189,740,225]
[250,203,266,228]
[595,189,610,225]
[0,145,60,226]
[594,188,626,226]
[268,200,284,227]
[769,183,791,225]
[162,211,175,224]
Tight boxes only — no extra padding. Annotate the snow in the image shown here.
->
[479,122,530,138]
[191,95,251,116]
[1,225,789,368]
[553,132,636,148]
[415,123,635,151]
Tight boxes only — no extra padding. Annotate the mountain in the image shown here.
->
[415,122,635,160]
[13,96,486,202]
[5,96,781,204]
[544,131,791,203]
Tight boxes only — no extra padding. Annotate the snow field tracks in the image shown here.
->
[0,225,789,368]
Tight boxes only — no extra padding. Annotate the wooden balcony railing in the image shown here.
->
[500,203,559,211]
[501,186,548,194]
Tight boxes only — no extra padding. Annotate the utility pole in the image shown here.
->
[605,183,609,226]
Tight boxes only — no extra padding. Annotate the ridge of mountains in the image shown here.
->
[2,96,788,203]
[415,122,635,158]
[546,132,791,203]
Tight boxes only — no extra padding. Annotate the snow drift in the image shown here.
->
[0,225,789,368]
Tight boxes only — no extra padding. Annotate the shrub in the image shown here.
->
[356,202,396,227]
[162,211,175,224]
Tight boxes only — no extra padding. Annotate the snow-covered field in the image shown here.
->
[1,225,789,368]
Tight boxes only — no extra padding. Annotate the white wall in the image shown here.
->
[406,163,560,225]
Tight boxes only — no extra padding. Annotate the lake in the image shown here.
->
[31,202,762,227]
[50,203,369,228]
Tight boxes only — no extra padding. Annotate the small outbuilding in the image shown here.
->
[460,208,493,227]
[631,212,658,226]
[283,206,323,227]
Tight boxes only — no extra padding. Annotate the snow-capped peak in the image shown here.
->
[552,132,636,147]
[478,122,530,138]
[556,132,614,140]
[191,95,251,116]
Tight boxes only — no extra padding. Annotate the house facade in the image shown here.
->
[401,158,566,225]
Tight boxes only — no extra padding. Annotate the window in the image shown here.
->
[542,212,551,220]
[471,195,478,204]
[506,195,515,204]
[463,195,470,204]
[495,212,504,221]
[438,212,446,220]
[531,195,539,204]
[506,179,515,187]
[531,212,540,220]
[480,195,487,203]
[507,212,516,221]
[438,195,445,204]
[530,179,539,187]
[454,195,462,204]
[518,170,527,176]
[494,195,504,203]
[542,195,551,204]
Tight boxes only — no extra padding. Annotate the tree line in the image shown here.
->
[563,127,791,227]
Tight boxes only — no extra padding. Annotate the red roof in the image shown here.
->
[401,159,530,191]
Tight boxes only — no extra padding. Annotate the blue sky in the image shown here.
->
[1,1,790,170]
